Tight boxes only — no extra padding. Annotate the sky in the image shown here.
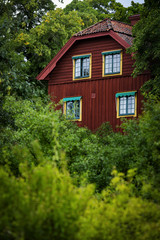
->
[54,0,144,9]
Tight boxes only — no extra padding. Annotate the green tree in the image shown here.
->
[64,0,99,28]
[15,9,83,79]
[0,0,58,128]
[64,0,143,25]
[129,0,160,98]
[0,0,56,30]
[112,1,143,23]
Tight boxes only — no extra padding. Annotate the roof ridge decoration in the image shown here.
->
[106,19,113,30]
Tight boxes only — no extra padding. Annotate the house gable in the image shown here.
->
[47,36,133,85]
[36,19,133,81]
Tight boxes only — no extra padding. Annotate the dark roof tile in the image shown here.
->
[117,33,133,45]
[74,18,133,45]
[111,20,132,35]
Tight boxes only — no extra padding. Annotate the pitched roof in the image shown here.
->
[74,18,133,45]
[36,18,133,80]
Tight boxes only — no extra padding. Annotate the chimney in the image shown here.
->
[129,14,140,26]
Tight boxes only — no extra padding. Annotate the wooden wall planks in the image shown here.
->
[48,74,149,131]
[47,35,150,131]
[49,36,134,84]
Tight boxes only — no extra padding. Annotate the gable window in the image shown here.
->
[63,96,82,121]
[116,91,137,118]
[102,50,122,77]
[72,54,91,80]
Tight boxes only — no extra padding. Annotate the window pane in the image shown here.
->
[119,97,127,115]
[82,57,90,76]
[105,55,112,74]
[75,59,81,77]
[66,101,74,119]
[66,100,80,119]
[105,53,120,74]
[74,100,80,119]
[113,53,120,73]
[127,96,135,114]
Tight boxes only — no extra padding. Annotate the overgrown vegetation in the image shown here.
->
[1,0,160,238]
[1,96,160,239]
[1,96,160,193]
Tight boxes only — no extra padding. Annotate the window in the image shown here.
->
[116,91,137,118]
[102,50,122,76]
[63,96,82,121]
[72,54,91,80]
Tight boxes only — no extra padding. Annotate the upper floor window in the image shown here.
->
[116,91,137,118]
[63,96,82,121]
[72,54,91,80]
[102,50,122,77]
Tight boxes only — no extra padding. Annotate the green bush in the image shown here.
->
[1,97,160,239]
[1,96,160,193]
[78,169,160,240]
[1,96,63,174]
[0,144,94,240]
[0,145,160,240]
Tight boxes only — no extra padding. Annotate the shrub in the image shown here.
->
[1,145,160,240]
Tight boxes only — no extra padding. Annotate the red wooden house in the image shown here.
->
[36,15,150,131]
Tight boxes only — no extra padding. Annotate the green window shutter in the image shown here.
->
[102,50,121,55]
[116,92,136,98]
[72,54,91,59]
[63,96,82,102]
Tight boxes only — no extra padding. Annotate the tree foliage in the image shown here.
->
[0,0,56,30]
[112,1,143,23]
[1,96,160,195]
[128,0,160,98]
[64,0,98,28]
[0,0,56,101]
[15,9,83,79]
[1,139,160,239]
[64,0,143,26]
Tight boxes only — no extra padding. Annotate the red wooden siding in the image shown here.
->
[48,36,134,83]
[47,34,150,131]
[48,73,150,131]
